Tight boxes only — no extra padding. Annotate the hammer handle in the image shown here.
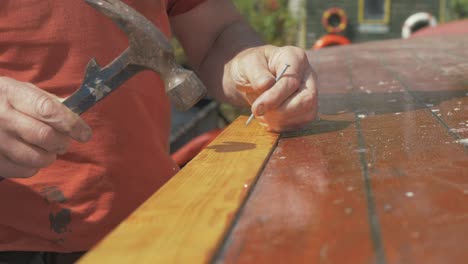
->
[63,50,139,115]
[63,68,138,115]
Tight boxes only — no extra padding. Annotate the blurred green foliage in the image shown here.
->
[451,0,468,18]
[173,0,297,65]
[232,0,297,46]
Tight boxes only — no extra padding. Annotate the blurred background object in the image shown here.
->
[233,0,298,46]
[306,0,454,45]
[451,0,468,19]
[401,12,438,39]
[169,0,468,165]
[313,7,351,49]
[313,34,350,49]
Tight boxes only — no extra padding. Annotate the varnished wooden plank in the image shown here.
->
[79,117,279,263]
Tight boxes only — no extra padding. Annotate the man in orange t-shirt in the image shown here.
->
[0,0,317,262]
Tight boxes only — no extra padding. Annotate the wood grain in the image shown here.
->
[217,50,377,264]
[218,35,468,264]
[79,116,279,263]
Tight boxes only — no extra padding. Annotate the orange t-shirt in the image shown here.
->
[0,0,204,252]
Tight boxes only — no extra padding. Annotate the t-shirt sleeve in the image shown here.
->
[167,0,207,16]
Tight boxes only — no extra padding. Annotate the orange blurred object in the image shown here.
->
[313,34,350,50]
[322,7,348,33]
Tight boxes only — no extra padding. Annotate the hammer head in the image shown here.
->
[85,0,206,111]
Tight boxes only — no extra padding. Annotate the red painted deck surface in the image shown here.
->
[216,35,468,264]
[413,19,468,37]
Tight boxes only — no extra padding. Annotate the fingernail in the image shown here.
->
[256,104,265,116]
[80,128,92,142]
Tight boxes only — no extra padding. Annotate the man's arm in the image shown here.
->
[170,0,317,132]
[170,0,259,105]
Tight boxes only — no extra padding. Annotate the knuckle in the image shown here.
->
[252,75,273,89]
[282,46,309,66]
[36,124,55,145]
[302,94,315,108]
[0,83,12,112]
[0,79,7,94]
[299,50,309,61]
[34,94,58,119]
[7,148,28,166]
[293,46,307,57]
[286,78,300,92]
[230,62,250,87]
[0,104,11,122]
[283,46,304,56]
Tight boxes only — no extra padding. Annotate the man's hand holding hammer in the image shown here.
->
[0,77,92,179]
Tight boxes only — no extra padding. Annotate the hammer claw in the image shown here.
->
[63,0,207,114]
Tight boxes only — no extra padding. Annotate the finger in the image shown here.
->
[250,46,312,116]
[255,74,318,132]
[251,69,301,116]
[4,109,70,154]
[4,79,92,142]
[0,156,39,179]
[244,91,261,105]
[0,130,56,168]
[231,52,275,94]
[271,70,318,116]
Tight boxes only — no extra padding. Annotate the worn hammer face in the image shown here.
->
[84,0,206,111]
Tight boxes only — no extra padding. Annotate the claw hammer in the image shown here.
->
[63,0,207,115]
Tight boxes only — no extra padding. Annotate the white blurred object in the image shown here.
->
[402,12,438,39]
